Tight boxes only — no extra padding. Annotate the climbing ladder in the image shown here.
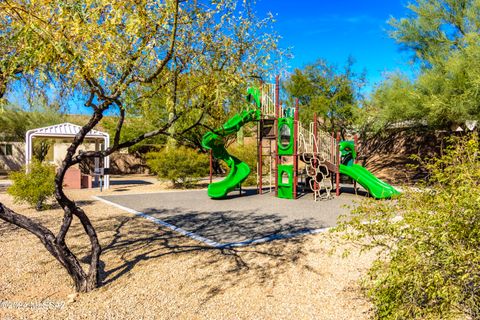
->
[297,121,339,201]
[257,138,274,193]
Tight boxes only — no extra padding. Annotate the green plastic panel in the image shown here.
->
[339,164,401,199]
[278,117,294,156]
[339,140,356,167]
[277,164,294,199]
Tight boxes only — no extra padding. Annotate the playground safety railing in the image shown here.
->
[316,129,337,165]
[261,83,276,117]
[298,121,340,167]
[298,122,313,154]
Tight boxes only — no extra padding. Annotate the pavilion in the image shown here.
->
[25,123,110,189]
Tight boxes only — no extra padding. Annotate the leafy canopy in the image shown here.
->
[1,0,281,117]
[390,0,480,66]
[284,58,365,135]
[0,103,66,141]
[366,0,480,129]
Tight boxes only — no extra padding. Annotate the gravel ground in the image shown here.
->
[0,176,375,320]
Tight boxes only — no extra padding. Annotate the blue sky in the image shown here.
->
[9,1,416,113]
[256,0,415,90]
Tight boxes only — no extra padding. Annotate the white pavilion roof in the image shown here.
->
[26,122,109,139]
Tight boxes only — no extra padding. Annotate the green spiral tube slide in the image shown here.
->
[201,108,260,199]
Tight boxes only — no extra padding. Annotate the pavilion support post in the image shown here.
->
[94,140,100,187]
[102,135,110,190]
[25,131,34,173]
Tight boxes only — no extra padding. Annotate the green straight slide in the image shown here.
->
[339,164,400,199]
[201,109,260,199]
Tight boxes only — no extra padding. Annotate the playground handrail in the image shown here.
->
[261,83,275,117]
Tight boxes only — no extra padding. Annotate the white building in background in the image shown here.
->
[22,123,111,189]
[0,142,26,172]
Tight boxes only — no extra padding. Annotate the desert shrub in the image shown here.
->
[228,142,261,186]
[335,133,480,319]
[146,146,209,188]
[7,160,56,211]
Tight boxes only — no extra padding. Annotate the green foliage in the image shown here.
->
[146,146,209,188]
[7,160,56,211]
[0,104,66,141]
[284,58,365,135]
[1,0,282,149]
[366,74,424,127]
[32,139,54,162]
[368,48,480,129]
[368,0,480,129]
[414,44,480,127]
[389,0,479,66]
[335,134,480,319]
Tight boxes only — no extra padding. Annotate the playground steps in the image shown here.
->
[300,153,338,174]
[261,144,272,156]
[257,132,274,191]
[260,119,276,139]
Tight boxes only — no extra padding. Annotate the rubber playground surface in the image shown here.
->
[97,189,359,248]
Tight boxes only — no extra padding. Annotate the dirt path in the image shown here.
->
[0,180,375,319]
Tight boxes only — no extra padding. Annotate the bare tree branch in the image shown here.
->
[70,108,206,166]
[113,102,126,147]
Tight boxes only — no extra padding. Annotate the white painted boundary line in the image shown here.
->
[96,188,206,198]
[93,195,330,249]
[217,227,330,248]
[93,196,221,247]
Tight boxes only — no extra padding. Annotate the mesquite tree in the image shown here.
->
[0,0,280,292]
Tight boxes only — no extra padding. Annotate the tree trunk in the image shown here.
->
[51,110,105,292]
[0,203,93,292]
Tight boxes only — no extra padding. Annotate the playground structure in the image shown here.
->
[202,76,400,201]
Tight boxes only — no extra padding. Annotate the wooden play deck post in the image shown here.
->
[258,82,263,195]
[293,99,299,199]
[336,132,341,196]
[258,127,263,194]
[274,75,280,197]
[313,112,318,191]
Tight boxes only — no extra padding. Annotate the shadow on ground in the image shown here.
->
[141,207,326,244]
[0,220,21,234]
[110,180,153,186]
[93,211,314,301]
[49,200,96,210]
